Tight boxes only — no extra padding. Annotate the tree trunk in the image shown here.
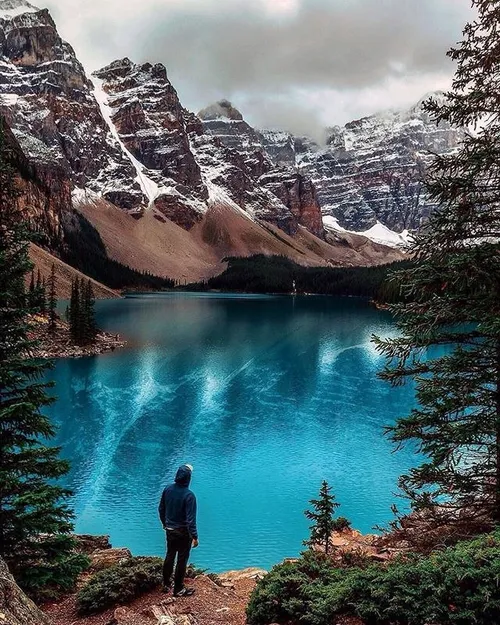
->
[495,340,500,523]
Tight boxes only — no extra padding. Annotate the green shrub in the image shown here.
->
[20,551,90,602]
[186,563,207,578]
[247,532,500,625]
[331,516,351,532]
[76,557,163,615]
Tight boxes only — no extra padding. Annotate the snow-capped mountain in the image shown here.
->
[199,100,325,238]
[297,96,465,232]
[0,0,457,281]
[198,96,464,241]
[0,2,329,244]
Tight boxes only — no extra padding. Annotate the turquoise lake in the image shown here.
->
[47,293,417,571]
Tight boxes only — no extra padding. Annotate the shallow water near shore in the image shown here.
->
[47,293,418,571]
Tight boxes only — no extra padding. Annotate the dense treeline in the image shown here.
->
[186,255,411,301]
[61,212,174,290]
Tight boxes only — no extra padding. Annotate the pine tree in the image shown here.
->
[68,278,98,346]
[82,279,97,345]
[68,277,80,343]
[35,269,46,313]
[28,269,36,308]
[304,481,340,555]
[0,120,87,595]
[47,262,57,335]
[374,0,500,528]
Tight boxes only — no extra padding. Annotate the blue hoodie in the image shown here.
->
[158,465,198,539]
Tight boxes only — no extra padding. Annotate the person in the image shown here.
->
[158,464,199,597]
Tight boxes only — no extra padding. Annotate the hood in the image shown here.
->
[174,464,192,487]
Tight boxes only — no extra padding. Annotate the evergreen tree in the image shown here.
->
[375,0,500,527]
[0,120,87,595]
[82,279,97,345]
[28,270,36,308]
[47,262,57,335]
[68,278,98,346]
[304,481,340,555]
[68,277,80,343]
[36,269,46,313]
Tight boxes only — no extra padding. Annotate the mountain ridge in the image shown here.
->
[0,0,462,285]
[199,93,464,234]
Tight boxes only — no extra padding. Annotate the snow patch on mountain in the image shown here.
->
[363,222,412,248]
[72,187,101,207]
[91,77,158,207]
[323,215,412,249]
[206,180,254,221]
[0,0,39,19]
[0,93,18,104]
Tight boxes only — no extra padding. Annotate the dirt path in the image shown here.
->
[44,575,257,625]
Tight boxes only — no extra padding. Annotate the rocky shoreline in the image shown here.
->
[6,520,480,625]
[29,314,126,359]
[42,534,266,625]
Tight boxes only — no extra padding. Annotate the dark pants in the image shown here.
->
[163,528,192,592]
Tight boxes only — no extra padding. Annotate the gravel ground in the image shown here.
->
[44,575,256,625]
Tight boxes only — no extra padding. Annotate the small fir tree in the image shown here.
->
[36,269,46,313]
[28,270,36,307]
[0,119,87,596]
[82,279,97,344]
[47,262,57,335]
[304,481,340,555]
[375,0,500,528]
[68,277,80,343]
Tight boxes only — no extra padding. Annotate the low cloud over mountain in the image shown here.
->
[45,0,473,135]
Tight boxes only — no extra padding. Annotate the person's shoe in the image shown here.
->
[174,586,195,597]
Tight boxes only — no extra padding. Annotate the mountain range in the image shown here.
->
[0,0,464,286]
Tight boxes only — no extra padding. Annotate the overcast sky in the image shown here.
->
[43,0,474,138]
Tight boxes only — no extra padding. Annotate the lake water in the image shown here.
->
[47,293,417,571]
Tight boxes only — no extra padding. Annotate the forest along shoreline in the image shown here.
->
[30,312,126,359]
[26,267,127,359]
[27,252,408,360]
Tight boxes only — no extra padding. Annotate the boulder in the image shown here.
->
[218,567,267,582]
[90,547,133,571]
[113,606,139,625]
[73,534,112,554]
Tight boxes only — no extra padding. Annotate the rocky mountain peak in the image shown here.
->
[198,99,243,121]
[0,0,40,18]
[0,7,141,205]
[93,56,207,218]
[0,2,460,275]
[298,94,465,232]
[197,99,326,239]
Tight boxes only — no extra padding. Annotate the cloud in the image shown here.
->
[44,0,474,132]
